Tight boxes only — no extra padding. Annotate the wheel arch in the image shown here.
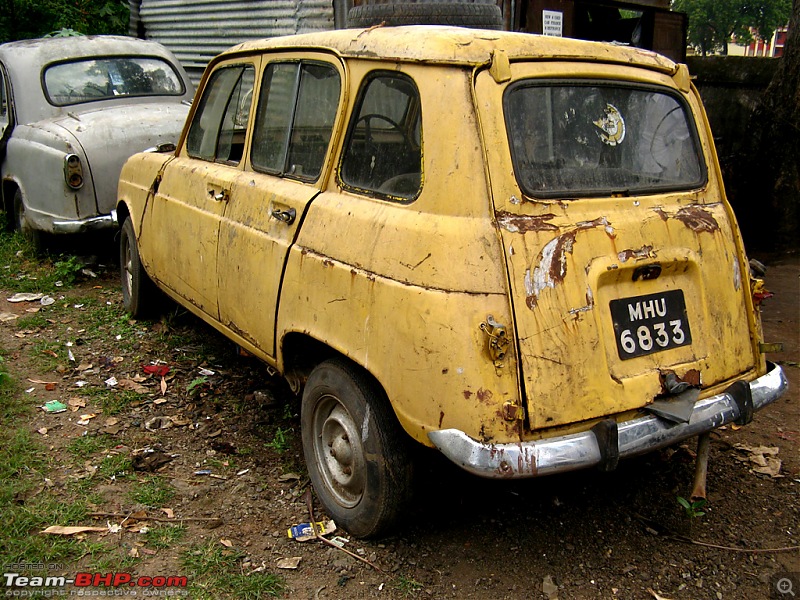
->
[280,332,402,428]
[2,177,20,219]
[115,200,131,230]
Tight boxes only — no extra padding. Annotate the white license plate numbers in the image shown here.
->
[610,290,692,360]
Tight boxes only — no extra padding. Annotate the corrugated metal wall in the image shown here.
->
[131,0,337,84]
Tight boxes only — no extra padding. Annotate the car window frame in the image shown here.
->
[338,69,423,204]
[503,78,708,199]
[249,58,342,183]
[40,54,187,107]
[184,61,257,167]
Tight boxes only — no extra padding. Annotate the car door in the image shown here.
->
[217,55,343,356]
[145,60,257,319]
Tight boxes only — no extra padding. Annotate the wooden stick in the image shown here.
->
[303,489,383,572]
[635,513,799,553]
[88,511,220,523]
[690,432,711,500]
[669,535,799,554]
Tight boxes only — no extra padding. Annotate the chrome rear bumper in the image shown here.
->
[52,210,117,234]
[428,362,787,479]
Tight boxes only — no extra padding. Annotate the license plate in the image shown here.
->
[610,290,692,360]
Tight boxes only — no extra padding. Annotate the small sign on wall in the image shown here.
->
[543,10,563,37]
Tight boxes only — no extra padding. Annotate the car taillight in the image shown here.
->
[64,154,84,190]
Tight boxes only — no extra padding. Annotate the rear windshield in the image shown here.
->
[505,81,706,198]
[44,57,185,106]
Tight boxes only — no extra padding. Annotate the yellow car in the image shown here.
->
[116,26,787,538]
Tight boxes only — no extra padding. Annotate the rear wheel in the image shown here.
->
[119,217,157,318]
[301,359,413,538]
[348,1,503,29]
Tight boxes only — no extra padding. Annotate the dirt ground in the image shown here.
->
[1,250,797,600]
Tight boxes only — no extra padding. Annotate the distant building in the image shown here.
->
[729,26,788,58]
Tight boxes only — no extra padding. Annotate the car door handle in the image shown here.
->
[209,189,229,202]
[271,207,296,225]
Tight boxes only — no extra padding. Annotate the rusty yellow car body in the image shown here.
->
[117,26,786,537]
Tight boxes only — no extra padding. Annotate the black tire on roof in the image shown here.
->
[347,2,504,30]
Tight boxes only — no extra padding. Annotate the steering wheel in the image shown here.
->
[355,113,412,153]
[82,82,109,98]
[650,106,683,171]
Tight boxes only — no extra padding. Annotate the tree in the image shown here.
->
[673,0,792,55]
[731,0,799,249]
[0,0,129,43]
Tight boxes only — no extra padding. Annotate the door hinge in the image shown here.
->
[480,315,511,367]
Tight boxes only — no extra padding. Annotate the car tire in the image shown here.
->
[301,358,413,538]
[119,217,158,318]
[348,1,504,30]
[13,188,44,250]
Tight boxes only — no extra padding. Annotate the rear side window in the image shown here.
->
[186,65,255,165]
[505,81,706,198]
[340,73,422,201]
[251,62,340,181]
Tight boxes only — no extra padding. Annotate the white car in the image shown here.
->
[0,35,193,241]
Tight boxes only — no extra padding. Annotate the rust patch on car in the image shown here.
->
[438,411,445,428]
[497,460,514,476]
[501,402,519,421]
[675,206,719,233]
[659,368,702,394]
[495,210,559,233]
[652,206,719,234]
[476,388,493,403]
[618,245,655,263]
[463,390,473,399]
[524,217,614,309]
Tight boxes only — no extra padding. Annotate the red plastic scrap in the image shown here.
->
[753,290,775,306]
[143,365,170,377]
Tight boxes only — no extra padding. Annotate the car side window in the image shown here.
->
[251,61,340,181]
[186,64,255,165]
[0,67,7,120]
[340,72,422,201]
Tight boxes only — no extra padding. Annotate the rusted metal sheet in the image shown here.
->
[136,0,335,83]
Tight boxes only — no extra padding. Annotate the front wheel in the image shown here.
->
[301,359,413,538]
[119,217,157,318]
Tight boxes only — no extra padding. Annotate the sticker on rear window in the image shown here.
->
[593,103,625,146]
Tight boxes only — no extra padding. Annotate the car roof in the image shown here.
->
[226,25,678,74]
[0,35,179,68]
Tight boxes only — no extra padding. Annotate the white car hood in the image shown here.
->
[53,101,189,213]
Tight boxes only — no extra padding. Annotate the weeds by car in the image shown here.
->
[116,26,787,537]
[0,35,193,241]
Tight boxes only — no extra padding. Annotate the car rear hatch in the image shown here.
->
[476,61,760,431]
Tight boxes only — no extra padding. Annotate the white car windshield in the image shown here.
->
[44,56,184,106]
